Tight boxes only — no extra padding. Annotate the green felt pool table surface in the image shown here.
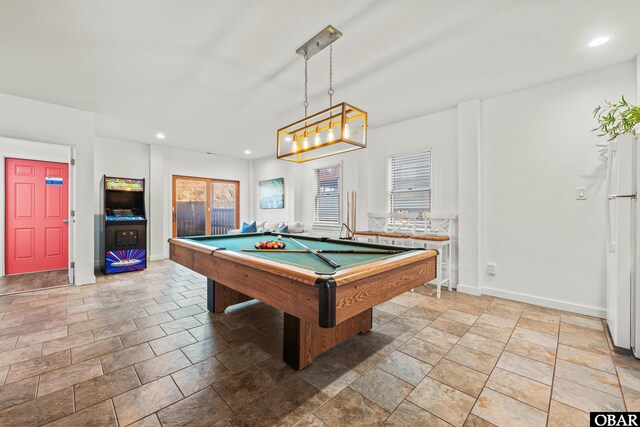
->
[181,232,420,273]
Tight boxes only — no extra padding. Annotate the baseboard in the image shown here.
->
[456,284,482,296]
[481,286,606,318]
[75,274,97,286]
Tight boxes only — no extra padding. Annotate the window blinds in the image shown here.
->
[314,166,342,225]
[388,151,431,214]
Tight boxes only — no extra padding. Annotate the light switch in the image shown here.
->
[576,187,586,200]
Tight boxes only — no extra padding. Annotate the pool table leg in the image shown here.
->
[282,308,373,370]
[207,279,252,313]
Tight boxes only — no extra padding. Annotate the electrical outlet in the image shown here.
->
[486,263,497,276]
[576,187,586,200]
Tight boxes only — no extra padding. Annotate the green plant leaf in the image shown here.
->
[593,96,640,140]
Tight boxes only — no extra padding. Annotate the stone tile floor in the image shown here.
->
[0,260,637,426]
[0,269,69,296]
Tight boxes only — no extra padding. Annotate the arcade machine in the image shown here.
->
[100,176,147,274]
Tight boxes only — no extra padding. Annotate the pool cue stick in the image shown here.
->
[353,191,357,233]
[241,249,403,254]
[352,191,356,236]
[346,191,350,232]
[351,191,354,231]
[322,249,402,254]
[349,192,353,228]
[290,238,341,269]
[347,191,349,232]
[346,191,350,233]
[350,191,353,231]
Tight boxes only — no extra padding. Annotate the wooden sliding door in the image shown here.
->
[172,175,239,237]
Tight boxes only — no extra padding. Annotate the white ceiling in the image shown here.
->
[1,1,639,159]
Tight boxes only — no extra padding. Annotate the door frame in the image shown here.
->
[171,174,240,237]
[0,138,75,282]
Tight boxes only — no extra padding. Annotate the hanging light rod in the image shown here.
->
[295,25,343,59]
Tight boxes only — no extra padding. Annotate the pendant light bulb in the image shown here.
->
[302,134,309,149]
[292,137,299,153]
[343,122,350,139]
[327,124,335,142]
[314,127,321,146]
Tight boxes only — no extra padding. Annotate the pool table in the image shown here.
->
[169,232,437,369]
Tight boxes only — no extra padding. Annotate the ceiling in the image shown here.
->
[1,0,639,159]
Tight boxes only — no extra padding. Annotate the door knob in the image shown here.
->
[63,220,70,224]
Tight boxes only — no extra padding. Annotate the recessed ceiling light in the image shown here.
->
[155,132,166,140]
[588,36,610,47]
[244,150,251,155]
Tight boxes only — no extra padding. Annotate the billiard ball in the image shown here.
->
[277,235,283,240]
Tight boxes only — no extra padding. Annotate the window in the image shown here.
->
[314,166,342,226]
[388,151,431,214]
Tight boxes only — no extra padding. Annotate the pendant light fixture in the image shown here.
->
[277,25,368,163]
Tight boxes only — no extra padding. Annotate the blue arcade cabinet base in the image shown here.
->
[105,249,147,274]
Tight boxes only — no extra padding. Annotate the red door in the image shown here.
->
[5,158,69,274]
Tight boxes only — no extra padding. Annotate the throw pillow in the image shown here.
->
[277,224,289,233]
[241,221,257,233]
[286,222,305,233]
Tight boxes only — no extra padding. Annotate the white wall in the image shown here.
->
[366,108,460,283]
[480,61,637,315]
[251,157,296,223]
[0,94,96,285]
[637,54,640,101]
[366,108,458,214]
[94,137,150,265]
[370,61,638,316]
[457,100,482,294]
[0,138,71,164]
[250,149,364,236]
[149,145,166,261]
[298,150,363,235]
